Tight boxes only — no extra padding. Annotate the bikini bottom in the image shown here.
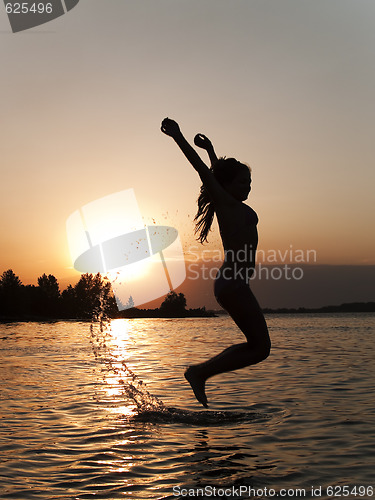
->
[213,269,268,346]
[214,270,251,305]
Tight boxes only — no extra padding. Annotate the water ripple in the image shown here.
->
[1,316,374,499]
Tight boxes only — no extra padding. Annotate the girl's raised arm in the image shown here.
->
[161,118,210,178]
[194,133,218,166]
[161,118,235,207]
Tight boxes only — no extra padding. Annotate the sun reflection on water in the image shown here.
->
[92,317,165,419]
[109,318,132,342]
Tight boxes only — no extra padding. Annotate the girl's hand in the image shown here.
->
[161,118,181,138]
[194,133,212,150]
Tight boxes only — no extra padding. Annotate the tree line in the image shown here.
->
[0,269,214,320]
[0,269,117,320]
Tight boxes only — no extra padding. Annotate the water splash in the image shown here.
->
[89,308,166,416]
[117,362,166,413]
[89,296,277,426]
[132,406,270,426]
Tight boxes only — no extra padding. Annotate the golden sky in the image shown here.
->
[1,0,375,291]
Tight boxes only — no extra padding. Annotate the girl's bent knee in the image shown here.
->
[260,343,271,362]
[252,341,271,363]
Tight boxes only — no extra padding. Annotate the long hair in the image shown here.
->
[194,157,250,244]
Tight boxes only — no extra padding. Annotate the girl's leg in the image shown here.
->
[185,283,270,407]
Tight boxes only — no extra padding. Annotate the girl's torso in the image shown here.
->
[214,203,258,297]
[215,202,258,266]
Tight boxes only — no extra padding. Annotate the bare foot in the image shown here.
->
[184,366,208,408]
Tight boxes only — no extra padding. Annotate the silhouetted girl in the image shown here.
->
[161,118,271,407]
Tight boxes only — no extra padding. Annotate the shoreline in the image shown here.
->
[1,302,375,322]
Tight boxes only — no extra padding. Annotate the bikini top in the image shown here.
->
[219,204,258,254]
[244,205,258,226]
[228,205,258,235]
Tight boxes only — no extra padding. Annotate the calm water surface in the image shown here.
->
[0,314,374,499]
